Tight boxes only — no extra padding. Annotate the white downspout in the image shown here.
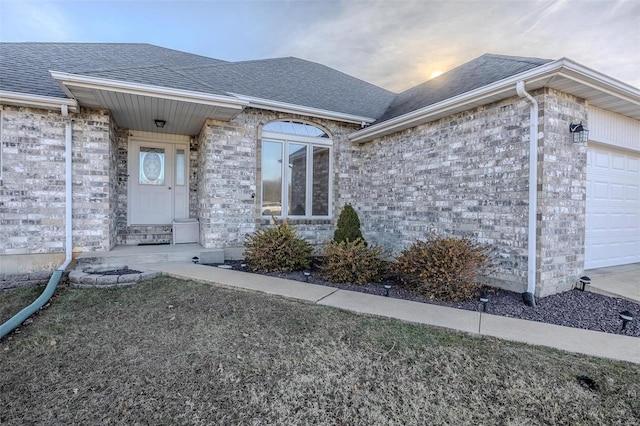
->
[516,81,538,307]
[60,104,73,270]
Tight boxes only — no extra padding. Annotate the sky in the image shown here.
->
[1,0,638,92]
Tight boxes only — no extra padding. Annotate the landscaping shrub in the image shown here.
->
[321,239,387,285]
[334,204,366,245]
[244,219,313,272]
[395,235,493,301]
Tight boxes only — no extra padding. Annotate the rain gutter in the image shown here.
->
[229,93,376,125]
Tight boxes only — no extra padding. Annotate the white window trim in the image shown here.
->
[262,130,332,146]
[261,132,333,220]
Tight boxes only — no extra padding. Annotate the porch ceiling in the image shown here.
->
[52,72,248,136]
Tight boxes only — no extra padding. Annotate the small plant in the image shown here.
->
[395,234,493,302]
[334,204,366,245]
[244,219,313,272]
[321,239,386,285]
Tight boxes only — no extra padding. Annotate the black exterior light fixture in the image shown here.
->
[154,119,167,128]
[620,310,634,331]
[577,276,591,291]
[479,293,489,312]
[384,284,392,297]
[303,270,311,282]
[569,122,589,143]
[191,256,199,264]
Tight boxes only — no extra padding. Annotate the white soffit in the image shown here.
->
[50,71,248,136]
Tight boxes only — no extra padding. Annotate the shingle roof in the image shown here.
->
[1,44,553,122]
[0,42,395,119]
[0,43,227,98]
[375,54,553,123]
[178,57,396,119]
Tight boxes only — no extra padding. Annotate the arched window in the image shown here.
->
[261,120,332,218]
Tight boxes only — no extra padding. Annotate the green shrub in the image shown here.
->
[334,204,366,246]
[244,219,313,272]
[321,239,386,285]
[395,235,492,302]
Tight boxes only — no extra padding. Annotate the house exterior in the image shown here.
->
[1,43,638,296]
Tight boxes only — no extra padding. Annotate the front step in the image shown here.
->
[75,244,224,269]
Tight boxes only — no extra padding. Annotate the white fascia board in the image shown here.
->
[49,71,249,110]
[0,90,78,112]
[348,58,640,143]
[230,93,376,125]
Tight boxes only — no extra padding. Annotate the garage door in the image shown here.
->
[585,145,640,269]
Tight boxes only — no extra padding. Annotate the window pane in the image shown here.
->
[288,144,307,215]
[312,146,330,216]
[176,149,186,186]
[263,121,328,138]
[262,141,283,216]
[139,147,165,185]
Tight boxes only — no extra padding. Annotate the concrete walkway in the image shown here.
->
[586,263,640,303]
[139,262,640,365]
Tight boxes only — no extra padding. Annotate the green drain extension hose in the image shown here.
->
[0,270,64,340]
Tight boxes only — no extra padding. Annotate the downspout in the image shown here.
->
[516,81,538,307]
[0,105,73,339]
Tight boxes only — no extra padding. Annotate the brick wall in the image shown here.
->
[0,106,114,256]
[348,96,533,292]
[69,108,114,252]
[197,108,358,251]
[0,107,67,256]
[536,88,587,295]
[197,113,260,249]
[346,89,588,296]
[1,89,589,296]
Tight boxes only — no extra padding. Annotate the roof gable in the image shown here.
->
[376,54,552,123]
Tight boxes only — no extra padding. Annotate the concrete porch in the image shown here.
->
[74,244,225,269]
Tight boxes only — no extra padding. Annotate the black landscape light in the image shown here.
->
[479,293,489,312]
[303,270,311,282]
[620,310,634,331]
[577,276,591,291]
[191,256,199,264]
[384,284,392,297]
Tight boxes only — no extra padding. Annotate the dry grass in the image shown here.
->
[1,277,639,425]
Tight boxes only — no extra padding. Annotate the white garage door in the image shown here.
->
[585,145,640,269]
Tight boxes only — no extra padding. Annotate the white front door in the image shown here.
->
[128,140,189,225]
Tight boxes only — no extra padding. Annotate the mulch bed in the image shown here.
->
[206,260,640,338]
